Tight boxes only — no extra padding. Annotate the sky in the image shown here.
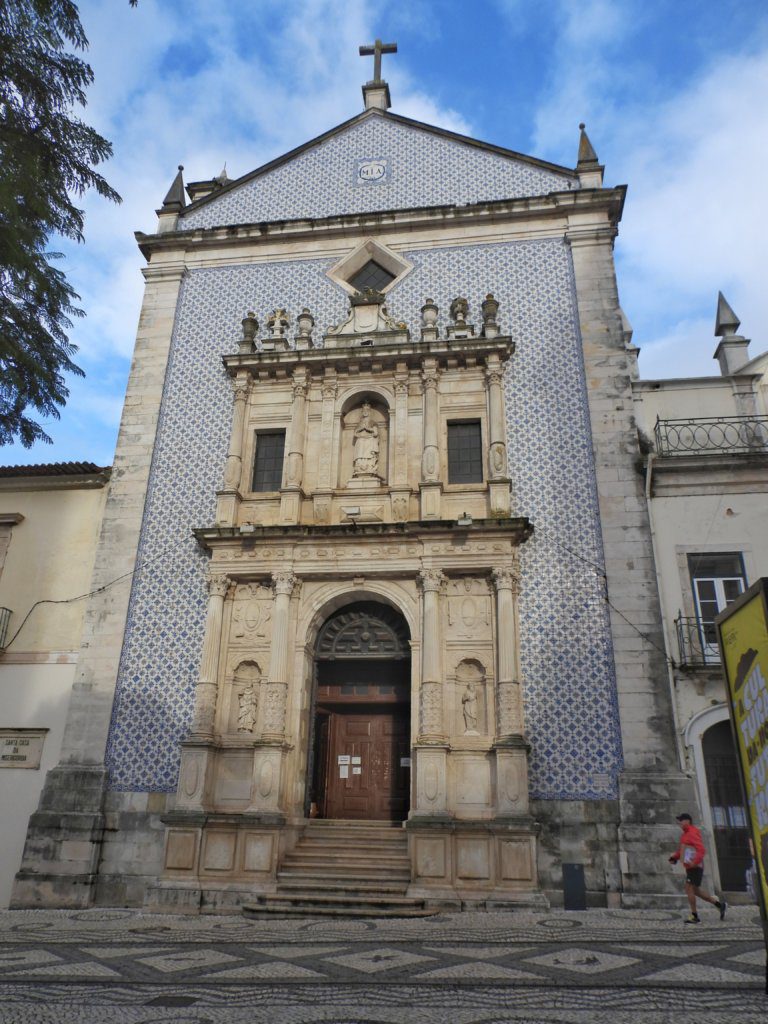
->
[5,0,768,466]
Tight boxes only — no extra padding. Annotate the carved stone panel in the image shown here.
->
[446,578,492,640]
[230,584,273,644]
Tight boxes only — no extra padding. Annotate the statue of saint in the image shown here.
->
[237,683,258,732]
[462,680,479,734]
[352,401,380,477]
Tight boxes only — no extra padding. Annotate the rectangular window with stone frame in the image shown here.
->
[251,430,286,492]
[447,420,483,484]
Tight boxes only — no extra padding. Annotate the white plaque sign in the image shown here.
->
[0,729,47,769]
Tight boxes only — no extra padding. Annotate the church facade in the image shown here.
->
[12,63,695,910]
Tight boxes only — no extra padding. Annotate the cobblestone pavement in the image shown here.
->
[0,906,764,1023]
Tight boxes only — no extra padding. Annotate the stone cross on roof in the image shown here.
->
[359,38,397,83]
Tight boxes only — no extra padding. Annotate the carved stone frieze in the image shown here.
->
[496,678,523,735]
[419,680,443,738]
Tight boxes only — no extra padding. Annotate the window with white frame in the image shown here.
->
[688,553,746,663]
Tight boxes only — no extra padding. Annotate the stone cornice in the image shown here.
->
[135,187,627,261]
[0,468,111,492]
[193,516,533,552]
[223,335,515,379]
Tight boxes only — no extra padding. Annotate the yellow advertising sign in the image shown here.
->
[717,578,768,921]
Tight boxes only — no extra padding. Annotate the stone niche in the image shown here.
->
[339,397,389,488]
[453,658,489,737]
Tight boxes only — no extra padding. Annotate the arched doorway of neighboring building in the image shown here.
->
[307,601,411,821]
[702,719,751,891]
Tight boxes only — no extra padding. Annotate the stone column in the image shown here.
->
[486,356,511,516]
[218,377,250,525]
[492,568,522,737]
[190,572,231,738]
[263,571,298,741]
[313,372,337,524]
[419,361,441,519]
[391,366,410,521]
[281,369,308,523]
[418,569,446,741]
[486,356,508,480]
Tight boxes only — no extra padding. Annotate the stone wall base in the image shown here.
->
[405,816,547,906]
[617,769,699,905]
[10,765,108,909]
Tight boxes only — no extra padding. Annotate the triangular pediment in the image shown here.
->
[180,108,577,231]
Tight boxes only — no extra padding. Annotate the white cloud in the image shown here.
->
[497,0,768,378]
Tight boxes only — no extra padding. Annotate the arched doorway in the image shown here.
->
[308,601,411,821]
[702,720,751,891]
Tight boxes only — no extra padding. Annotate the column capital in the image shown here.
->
[292,381,308,400]
[485,367,504,388]
[206,572,232,598]
[491,567,519,594]
[272,571,299,597]
[232,378,251,404]
[394,379,409,397]
[321,381,338,400]
[421,368,439,391]
[418,568,446,593]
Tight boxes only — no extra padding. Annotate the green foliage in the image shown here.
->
[0,0,120,446]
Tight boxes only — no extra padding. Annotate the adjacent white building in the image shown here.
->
[633,293,768,895]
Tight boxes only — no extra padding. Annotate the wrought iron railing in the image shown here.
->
[0,607,10,650]
[675,614,721,667]
[655,415,768,457]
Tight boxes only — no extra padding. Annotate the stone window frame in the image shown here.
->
[440,413,488,490]
[247,427,287,494]
[326,238,413,298]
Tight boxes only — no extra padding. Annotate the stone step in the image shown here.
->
[278,868,411,884]
[281,853,409,869]
[243,892,438,919]
[277,877,409,895]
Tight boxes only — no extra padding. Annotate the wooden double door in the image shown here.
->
[318,707,410,821]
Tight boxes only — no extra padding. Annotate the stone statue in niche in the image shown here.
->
[352,401,380,477]
[237,684,258,732]
[462,680,479,734]
[229,660,261,734]
[456,659,486,736]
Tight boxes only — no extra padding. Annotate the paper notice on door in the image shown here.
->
[352,766,362,775]
[351,756,361,765]
[400,757,411,768]
[339,764,349,779]
[338,755,350,765]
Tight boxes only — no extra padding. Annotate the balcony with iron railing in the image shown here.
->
[655,415,768,458]
[675,614,721,668]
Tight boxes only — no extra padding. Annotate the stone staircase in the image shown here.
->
[242,819,438,918]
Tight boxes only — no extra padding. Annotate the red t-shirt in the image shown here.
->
[671,823,706,868]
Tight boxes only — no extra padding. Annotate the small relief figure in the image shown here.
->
[462,680,479,734]
[237,684,258,733]
[352,401,380,477]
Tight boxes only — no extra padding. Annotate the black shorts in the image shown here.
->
[685,866,704,886]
